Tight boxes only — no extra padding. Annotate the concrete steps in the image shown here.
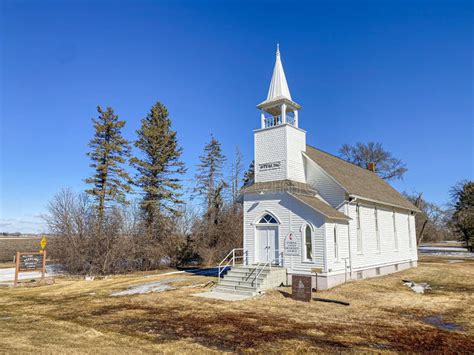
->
[213,265,286,297]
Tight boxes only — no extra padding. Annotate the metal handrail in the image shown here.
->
[217,248,245,283]
[251,251,284,290]
[244,262,263,282]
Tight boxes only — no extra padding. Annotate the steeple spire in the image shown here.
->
[257,45,301,129]
[266,44,292,101]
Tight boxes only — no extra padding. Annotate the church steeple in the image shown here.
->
[254,46,306,184]
[266,44,292,101]
[257,45,301,128]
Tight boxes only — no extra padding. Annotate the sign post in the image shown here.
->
[13,251,47,287]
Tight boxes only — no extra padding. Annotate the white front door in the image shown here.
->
[256,226,279,264]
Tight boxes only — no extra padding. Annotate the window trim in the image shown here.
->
[333,225,339,260]
[407,213,413,249]
[254,211,280,225]
[374,206,381,253]
[356,204,363,254]
[302,224,313,262]
[393,210,399,251]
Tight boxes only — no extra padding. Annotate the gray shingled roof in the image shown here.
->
[305,145,419,211]
[289,193,350,221]
[240,180,350,221]
[241,179,316,195]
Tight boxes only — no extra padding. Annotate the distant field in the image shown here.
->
[0,237,42,262]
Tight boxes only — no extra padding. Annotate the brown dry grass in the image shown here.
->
[0,262,15,269]
[0,256,472,354]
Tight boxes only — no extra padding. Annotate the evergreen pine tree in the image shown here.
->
[450,181,474,251]
[243,160,255,187]
[131,101,186,229]
[85,106,132,222]
[194,134,226,212]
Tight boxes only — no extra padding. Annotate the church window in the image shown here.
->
[258,213,278,224]
[303,225,313,261]
[375,207,381,252]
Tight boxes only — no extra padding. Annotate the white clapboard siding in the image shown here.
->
[325,220,350,273]
[254,124,306,184]
[243,192,325,273]
[346,202,418,271]
[304,156,346,207]
[254,126,288,182]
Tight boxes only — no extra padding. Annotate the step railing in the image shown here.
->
[251,251,284,290]
[217,248,246,283]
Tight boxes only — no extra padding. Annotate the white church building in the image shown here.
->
[234,46,419,290]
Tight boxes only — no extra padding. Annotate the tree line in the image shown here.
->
[45,101,252,274]
[44,101,473,274]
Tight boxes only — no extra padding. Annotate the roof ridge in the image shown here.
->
[305,144,409,193]
[305,143,380,175]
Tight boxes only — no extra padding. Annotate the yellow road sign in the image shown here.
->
[40,236,47,250]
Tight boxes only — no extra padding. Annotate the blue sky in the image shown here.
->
[1,0,472,233]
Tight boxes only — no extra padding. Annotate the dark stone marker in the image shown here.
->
[292,275,312,302]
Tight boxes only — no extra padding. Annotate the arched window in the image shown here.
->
[258,213,278,224]
[334,226,339,260]
[304,225,313,261]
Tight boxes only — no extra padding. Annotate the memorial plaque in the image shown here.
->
[292,275,312,302]
[19,253,44,272]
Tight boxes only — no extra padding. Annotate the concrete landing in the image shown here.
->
[192,291,252,301]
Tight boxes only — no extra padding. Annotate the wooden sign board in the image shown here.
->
[292,275,312,302]
[14,251,46,287]
[19,253,44,271]
[311,267,323,274]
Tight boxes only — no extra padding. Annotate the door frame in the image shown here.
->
[253,211,281,265]
[255,226,280,264]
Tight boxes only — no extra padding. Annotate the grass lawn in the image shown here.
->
[0,256,472,353]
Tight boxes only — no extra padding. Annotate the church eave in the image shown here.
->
[257,96,301,111]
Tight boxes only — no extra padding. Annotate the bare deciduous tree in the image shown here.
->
[339,142,407,181]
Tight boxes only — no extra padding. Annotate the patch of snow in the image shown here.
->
[111,278,186,296]
[403,280,431,294]
[0,264,61,283]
